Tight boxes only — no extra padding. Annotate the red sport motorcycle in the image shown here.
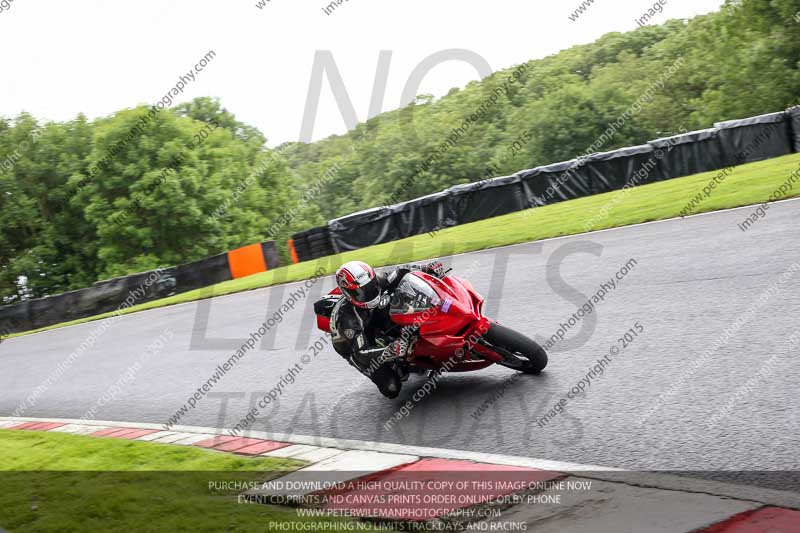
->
[315,270,547,375]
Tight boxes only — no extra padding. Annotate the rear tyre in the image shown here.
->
[482,323,548,374]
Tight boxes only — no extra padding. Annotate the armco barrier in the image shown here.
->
[0,241,280,335]
[289,107,798,261]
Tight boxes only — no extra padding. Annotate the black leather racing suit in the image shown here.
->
[330,264,443,398]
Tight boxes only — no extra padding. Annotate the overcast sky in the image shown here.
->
[0,0,724,146]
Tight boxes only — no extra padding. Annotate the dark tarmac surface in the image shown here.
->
[3,200,799,489]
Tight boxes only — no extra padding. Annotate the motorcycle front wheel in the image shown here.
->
[481,323,548,374]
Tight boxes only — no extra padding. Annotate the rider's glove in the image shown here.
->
[381,327,419,363]
[382,338,410,362]
[422,261,446,278]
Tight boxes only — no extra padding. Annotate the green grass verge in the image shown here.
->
[0,430,393,532]
[10,153,800,339]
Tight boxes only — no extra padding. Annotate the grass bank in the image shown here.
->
[0,430,392,532]
[10,153,800,338]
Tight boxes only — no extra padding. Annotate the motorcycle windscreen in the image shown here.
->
[389,274,441,317]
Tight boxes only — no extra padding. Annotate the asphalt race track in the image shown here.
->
[2,200,799,489]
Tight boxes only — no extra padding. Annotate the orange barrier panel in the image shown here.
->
[227,243,268,279]
[287,239,299,264]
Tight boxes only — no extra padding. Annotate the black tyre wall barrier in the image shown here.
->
[714,111,793,167]
[324,108,797,257]
[172,252,231,293]
[648,128,725,179]
[392,191,453,238]
[292,229,312,262]
[307,227,335,259]
[328,207,397,253]
[578,144,664,192]
[291,226,335,262]
[0,302,29,341]
[262,240,282,270]
[787,106,800,153]
[446,175,526,225]
[0,240,281,335]
[517,159,584,208]
[0,268,171,335]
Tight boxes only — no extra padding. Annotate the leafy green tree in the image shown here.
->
[0,115,94,301]
[73,106,296,278]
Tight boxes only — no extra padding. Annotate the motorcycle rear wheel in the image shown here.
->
[481,323,548,374]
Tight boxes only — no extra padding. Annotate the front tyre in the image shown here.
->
[482,323,548,374]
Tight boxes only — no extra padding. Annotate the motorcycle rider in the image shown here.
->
[330,260,446,398]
